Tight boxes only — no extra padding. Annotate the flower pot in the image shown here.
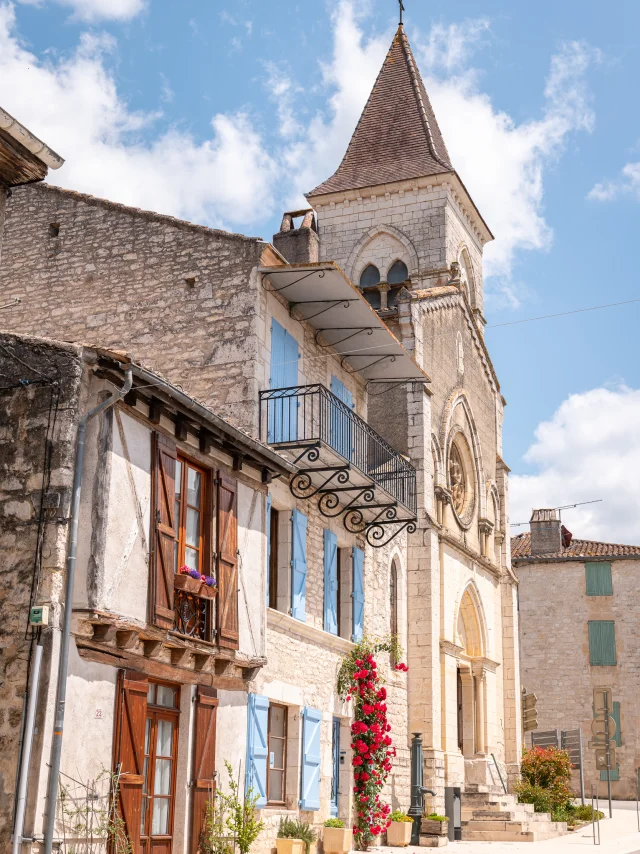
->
[386,821,412,847]
[276,839,305,854]
[420,819,448,837]
[174,573,202,594]
[323,827,352,854]
[174,574,217,599]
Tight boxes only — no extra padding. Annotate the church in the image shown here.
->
[0,16,537,853]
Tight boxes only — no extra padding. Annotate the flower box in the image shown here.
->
[387,821,412,847]
[420,819,448,837]
[174,573,217,600]
[323,827,352,854]
[276,839,305,854]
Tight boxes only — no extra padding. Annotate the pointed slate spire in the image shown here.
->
[308,25,453,197]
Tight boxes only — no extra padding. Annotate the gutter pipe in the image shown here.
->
[42,366,132,854]
[11,641,43,854]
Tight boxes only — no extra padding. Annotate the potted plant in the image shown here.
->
[277,819,317,854]
[323,819,352,854]
[421,814,448,837]
[386,812,413,847]
[175,565,217,599]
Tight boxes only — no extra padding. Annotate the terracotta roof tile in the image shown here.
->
[308,25,452,197]
[511,532,640,561]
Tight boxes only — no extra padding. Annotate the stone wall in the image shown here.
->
[0,183,266,434]
[0,332,82,848]
[517,556,640,799]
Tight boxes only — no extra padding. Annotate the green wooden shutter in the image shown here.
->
[585,562,613,596]
[601,765,620,782]
[588,621,617,666]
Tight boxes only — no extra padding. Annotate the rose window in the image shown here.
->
[448,443,467,515]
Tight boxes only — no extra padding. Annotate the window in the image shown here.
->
[586,562,613,596]
[390,560,398,665]
[267,703,287,804]
[359,264,380,287]
[268,508,279,610]
[588,621,617,666]
[141,682,180,847]
[173,457,206,573]
[387,260,408,285]
[448,442,467,515]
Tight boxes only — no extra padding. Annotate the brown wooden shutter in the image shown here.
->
[153,432,177,629]
[191,686,218,854]
[113,670,148,854]
[217,471,239,649]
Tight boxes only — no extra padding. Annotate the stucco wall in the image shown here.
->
[518,557,640,799]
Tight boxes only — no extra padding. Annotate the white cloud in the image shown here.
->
[589,161,640,201]
[18,0,147,22]
[510,386,640,545]
[0,3,277,229]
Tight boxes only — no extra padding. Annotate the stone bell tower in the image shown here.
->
[306,23,493,329]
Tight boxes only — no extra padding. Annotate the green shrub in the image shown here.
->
[389,811,413,823]
[516,747,573,816]
[568,804,605,823]
[278,819,317,854]
[324,819,345,828]
[424,814,447,822]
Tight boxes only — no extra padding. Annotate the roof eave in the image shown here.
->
[0,107,64,171]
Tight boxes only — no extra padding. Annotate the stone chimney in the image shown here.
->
[273,209,319,264]
[529,509,562,555]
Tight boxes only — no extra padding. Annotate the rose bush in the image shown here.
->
[515,747,573,820]
[337,637,407,850]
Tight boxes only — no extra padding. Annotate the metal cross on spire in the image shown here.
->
[399,0,405,25]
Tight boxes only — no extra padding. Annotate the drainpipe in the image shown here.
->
[42,366,132,854]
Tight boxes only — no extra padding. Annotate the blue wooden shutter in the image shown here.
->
[588,621,617,666]
[585,562,613,596]
[330,376,354,460]
[291,510,308,622]
[324,530,339,635]
[352,547,364,642]
[269,320,299,442]
[246,694,269,807]
[300,707,322,810]
[265,494,272,606]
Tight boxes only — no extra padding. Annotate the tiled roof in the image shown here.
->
[511,532,640,561]
[308,25,452,197]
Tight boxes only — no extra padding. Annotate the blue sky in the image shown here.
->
[3,0,640,540]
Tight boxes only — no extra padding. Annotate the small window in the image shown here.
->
[387,260,408,285]
[268,508,279,610]
[586,562,613,596]
[267,703,288,805]
[588,621,617,666]
[359,264,380,287]
[49,223,60,237]
[390,560,398,665]
[173,457,208,574]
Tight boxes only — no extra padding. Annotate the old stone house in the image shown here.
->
[1,18,528,852]
[514,509,640,800]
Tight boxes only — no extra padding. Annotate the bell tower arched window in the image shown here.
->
[359,264,381,287]
[387,260,408,285]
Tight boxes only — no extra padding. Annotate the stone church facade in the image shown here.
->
[0,22,522,850]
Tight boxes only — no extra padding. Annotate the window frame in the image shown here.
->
[266,702,288,806]
[173,455,211,576]
[140,681,181,849]
[268,508,280,610]
[387,259,409,285]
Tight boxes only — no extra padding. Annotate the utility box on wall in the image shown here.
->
[444,787,462,841]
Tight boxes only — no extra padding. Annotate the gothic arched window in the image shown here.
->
[387,260,409,285]
[360,264,381,287]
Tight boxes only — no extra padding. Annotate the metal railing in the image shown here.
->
[259,384,417,513]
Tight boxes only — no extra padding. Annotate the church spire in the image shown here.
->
[308,24,453,197]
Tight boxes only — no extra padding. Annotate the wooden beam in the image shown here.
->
[149,397,164,424]
[92,624,118,644]
[170,648,192,667]
[115,629,139,650]
[175,417,188,442]
[143,640,164,659]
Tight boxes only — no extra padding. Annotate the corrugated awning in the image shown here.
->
[259,262,431,384]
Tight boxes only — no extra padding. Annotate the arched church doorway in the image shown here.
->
[456,586,487,757]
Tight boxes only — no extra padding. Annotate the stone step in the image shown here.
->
[464,808,552,821]
[462,828,567,843]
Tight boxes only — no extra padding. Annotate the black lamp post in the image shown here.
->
[408,732,436,845]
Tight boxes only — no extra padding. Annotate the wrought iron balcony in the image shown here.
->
[259,384,417,546]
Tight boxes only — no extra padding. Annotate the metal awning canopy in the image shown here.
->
[259,262,431,384]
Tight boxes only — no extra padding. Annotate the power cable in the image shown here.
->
[487,299,640,329]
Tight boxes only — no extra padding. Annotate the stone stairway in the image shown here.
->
[461,788,569,842]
